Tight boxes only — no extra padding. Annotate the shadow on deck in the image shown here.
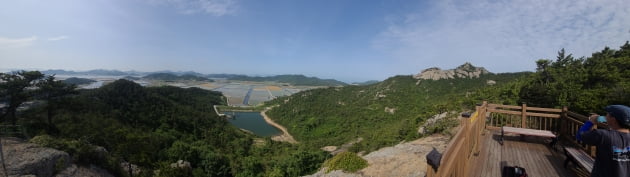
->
[469,130,589,177]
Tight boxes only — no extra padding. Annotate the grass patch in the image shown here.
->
[323,151,368,173]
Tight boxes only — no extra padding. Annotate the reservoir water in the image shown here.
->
[224,111,281,137]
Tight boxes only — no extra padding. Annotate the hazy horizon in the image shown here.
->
[2,0,630,83]
[0,61,493,83]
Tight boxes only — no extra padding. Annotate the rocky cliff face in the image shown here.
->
[304,134,449,177]
[0,137,113,177]
[1,137,71,177]
[413,62,490,80]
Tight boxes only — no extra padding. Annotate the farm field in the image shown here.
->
[201,81,323,106]
[44,75,326,106]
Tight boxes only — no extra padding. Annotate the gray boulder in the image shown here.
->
[1,137,70,177]
[55,164,114,177]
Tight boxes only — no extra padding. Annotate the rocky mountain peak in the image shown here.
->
[413,62,491,80]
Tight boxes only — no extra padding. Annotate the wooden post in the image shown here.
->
[589,122,598,157]
[426,164,436,177]
[461,112,471,171]
[560,106,568,139]
[0,136,8,177]
[521,103,527,128]
[473,104,480,154]
[479,101,488,152]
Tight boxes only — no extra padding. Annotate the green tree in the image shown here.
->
[0,71,44,125]
[36,75,77,133]
[519,42,630,113]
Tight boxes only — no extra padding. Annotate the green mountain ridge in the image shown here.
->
[265,69,530,152]
[351,80,380,85]
[42,69,130,76]
[265,41,630,154]
[143,73,213,82]
[230,74,347,86]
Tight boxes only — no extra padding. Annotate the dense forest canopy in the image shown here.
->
[518,43,630,113]
[1,77,326,177]
[265,70,530,152]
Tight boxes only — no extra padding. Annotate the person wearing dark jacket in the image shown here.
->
[580,105,630,177]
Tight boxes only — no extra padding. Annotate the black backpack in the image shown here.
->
[502,166,527,177]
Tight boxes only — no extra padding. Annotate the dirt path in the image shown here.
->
[261,107,298,144]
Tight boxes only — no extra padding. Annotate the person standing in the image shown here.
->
[581,105,630,177]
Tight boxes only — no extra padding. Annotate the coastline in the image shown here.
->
[261,107,298,144]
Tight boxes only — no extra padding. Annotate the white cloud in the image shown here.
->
[375,0,630,72]
[0,36,38,48]
[48,35,69,41]
[148,0,237,16]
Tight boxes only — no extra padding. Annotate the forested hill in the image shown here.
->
[14,79,326,177]
[265,63,530,152]
[229,74,348,86]
[143,73,213,81]
[42,69,129,76]
[265,41,630,154]
[21,79,242,175]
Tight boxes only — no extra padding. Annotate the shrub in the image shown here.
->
[323,151,367,173]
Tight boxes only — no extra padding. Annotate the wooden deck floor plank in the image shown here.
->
[490,133,501,177]
[484,132,501,177]
[469,131,489,177]
[515,141,532,173]
[526,136,558,176]
[471,130,577,177]
[530,141,551,176]
[524,140,544,176]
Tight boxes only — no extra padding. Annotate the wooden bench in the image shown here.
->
[500,126,558,148]
[563,147,594,173]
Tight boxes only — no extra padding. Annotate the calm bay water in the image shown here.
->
[224,111,281,137]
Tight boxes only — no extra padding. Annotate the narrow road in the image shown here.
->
[261,107,298,144]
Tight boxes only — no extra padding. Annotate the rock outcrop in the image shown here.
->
[418,112,451,134]
[1,137,71,177]
[120,162,142,176]
[305,134,449,177]
[413,62,490,80]
[0,137,114,177]
[170,160,191,169]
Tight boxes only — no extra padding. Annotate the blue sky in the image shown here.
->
[1,0,629,82]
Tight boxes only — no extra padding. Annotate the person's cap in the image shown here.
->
[605,105,630,126]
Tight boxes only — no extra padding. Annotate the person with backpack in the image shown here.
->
[580,105,630,177]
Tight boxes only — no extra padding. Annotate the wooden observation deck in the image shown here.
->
[426,102,603,177]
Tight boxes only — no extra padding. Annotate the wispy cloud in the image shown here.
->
[148,0,237,16]
[48,35,69,41]
[0,36,38,48]
[374,0,630,72]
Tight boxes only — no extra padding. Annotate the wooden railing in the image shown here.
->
[425,101,487,177]
[426,102,601,177]
[486,103,562,131]
[560,110,608,157]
